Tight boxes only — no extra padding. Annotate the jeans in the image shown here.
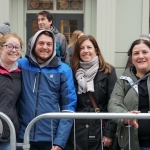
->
[0,142,10,150]
[17,141,52,150]
[140,147,150,150]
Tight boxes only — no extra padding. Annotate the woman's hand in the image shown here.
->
[123,110,140,128]
[51,146,62,150]
[102,136,113,147]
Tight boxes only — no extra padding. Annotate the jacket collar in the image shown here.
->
[29,55,61,68]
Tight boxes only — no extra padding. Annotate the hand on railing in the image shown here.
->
[102,136,113,147]
[123,110,141,128]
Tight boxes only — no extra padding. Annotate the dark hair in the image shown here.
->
[37,11,53,24]
[128,39,150,56]
[71,35,111,74]
[38,31,53,38]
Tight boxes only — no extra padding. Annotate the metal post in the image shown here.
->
[0,112,16,150]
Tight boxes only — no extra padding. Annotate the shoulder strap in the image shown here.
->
[88,92,100,112]
[125,72,150,96]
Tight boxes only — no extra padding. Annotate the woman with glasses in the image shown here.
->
[0,33,22,150]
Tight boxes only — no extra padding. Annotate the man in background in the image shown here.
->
[26,11,70,64]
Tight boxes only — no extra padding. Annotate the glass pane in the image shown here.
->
[60,20,77,43]
[57,0,83,10]
[27,0,53,10]
[32,20,39,35]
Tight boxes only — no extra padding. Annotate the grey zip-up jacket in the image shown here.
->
[108,67,150,150]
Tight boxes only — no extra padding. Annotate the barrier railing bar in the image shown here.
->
[23,112,150,150]
[0,112,16,150]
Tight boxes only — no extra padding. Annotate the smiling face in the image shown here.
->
[132,42,150,76]
[34,34,53,64]
[79,39,97,62]
[1,37,21,65]
[38,15,52,30]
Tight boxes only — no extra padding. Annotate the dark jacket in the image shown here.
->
[65,66,117,150]
[0,64,21,142]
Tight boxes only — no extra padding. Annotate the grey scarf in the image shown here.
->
[75,56,99,94]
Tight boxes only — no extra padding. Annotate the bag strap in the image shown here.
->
[88,92,105,127]
[88,92,100,112]
[125,72,150,96]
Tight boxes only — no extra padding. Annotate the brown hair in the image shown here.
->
[37,11,53,24]
[71,35,111,74]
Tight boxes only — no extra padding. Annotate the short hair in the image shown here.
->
[37,11,53,24]
[71,35,111,74]
[36,31,53,40]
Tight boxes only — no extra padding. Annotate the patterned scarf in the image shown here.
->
[75,56,99,94]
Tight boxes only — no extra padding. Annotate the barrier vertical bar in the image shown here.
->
[0,112,16,150]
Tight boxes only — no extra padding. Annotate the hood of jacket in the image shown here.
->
[30,29,56,68]
[121,67,137,81]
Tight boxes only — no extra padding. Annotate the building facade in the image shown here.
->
[0,0,149,76]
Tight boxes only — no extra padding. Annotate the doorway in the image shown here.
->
[26,13,83,44]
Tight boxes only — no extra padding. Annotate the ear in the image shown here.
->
[49,20,53,25]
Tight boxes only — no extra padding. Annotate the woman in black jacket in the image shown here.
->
[65,35,118,150]
[0,33,22,150]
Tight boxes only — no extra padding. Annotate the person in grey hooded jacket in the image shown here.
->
[26,11,70,64]
[17,30,77,150]
[108,38,150,150]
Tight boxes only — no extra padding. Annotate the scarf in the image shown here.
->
[75,56,99,94]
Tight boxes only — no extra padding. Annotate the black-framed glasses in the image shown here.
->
[3,44,22,51]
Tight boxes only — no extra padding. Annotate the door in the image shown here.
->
[26,13,83,44]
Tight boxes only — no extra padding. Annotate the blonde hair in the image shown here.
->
[68,30,84,48]
[0,33,23,47]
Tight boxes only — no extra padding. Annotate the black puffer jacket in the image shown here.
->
[0,65,21,142]
[65,66,117,150]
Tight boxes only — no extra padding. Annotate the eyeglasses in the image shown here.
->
[3,44,22,51]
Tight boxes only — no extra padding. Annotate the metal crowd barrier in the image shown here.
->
[21,112,150,150]
[2,112,150,150]
[0,112,16,150]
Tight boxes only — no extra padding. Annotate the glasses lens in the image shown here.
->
[15,46,21,51]
[7,44,13,50]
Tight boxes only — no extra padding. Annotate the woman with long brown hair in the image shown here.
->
[65,35,118,150]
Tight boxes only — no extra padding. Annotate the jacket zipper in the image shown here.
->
[33,74,37,92]
[33,69,41,141]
